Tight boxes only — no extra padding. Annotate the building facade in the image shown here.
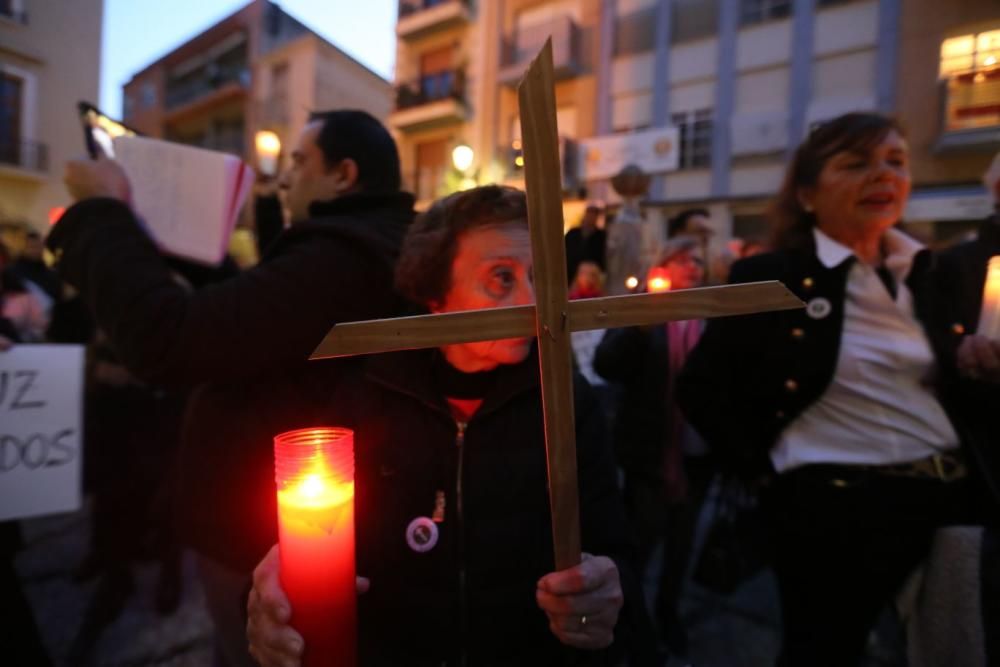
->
[896,0,999,242]
[0,0,104,245]
[123,0,392,171]
[393,0,999,247]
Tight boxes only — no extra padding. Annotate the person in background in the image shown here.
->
[0,241,47,342]
[939,152,1000,383]
[0,324,54,666]
[245,186,656,666]
[667,208,713,283]
[53,109,415,667]
[677,112,1000,666]
[565,202,607,285]
[569,260,604,300]
[11,231,61,314]
[594,237,708,658]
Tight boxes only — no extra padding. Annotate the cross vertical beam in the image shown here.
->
[518,40,580,571]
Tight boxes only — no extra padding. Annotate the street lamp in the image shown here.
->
[452,144,474,173]
[255,130,282,177]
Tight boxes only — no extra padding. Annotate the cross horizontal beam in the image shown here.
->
[310,281,803,360]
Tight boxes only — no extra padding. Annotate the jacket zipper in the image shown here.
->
[454,419,469,667]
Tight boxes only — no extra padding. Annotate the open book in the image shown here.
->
[112,135,254,265]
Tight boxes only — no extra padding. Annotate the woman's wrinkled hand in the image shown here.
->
[535,553,623,650]
[247,544,370,667]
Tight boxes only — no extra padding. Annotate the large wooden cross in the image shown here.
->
[311,42,802,571]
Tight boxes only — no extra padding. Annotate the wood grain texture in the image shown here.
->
[309,282,803,359]
[567,280,803,330]
[519,40,581,571]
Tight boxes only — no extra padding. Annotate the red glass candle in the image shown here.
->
[274,427,356,667]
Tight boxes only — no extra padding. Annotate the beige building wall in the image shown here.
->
[392,19,473,205]
[897,0,1000,188]
[0,0,103,241]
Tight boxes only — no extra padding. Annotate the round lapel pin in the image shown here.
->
[406,517,439,553]
[806,297,832,320]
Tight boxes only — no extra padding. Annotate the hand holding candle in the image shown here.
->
[273,427,357,667]
[247,544,371,667]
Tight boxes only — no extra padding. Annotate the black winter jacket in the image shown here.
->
[47,192,415,569]
[320,347,646,666]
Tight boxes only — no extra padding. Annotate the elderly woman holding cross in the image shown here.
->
[246,185,656,667]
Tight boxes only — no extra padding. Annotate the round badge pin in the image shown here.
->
[806,297,832,320]
[406,517,439,553]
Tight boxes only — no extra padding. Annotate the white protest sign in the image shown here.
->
[0,344,85,521]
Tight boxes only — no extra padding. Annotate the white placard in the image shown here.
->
[0,345,85,521]
[579,126,680,181]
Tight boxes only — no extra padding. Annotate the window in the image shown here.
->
[671,109,714,168]
[739,0,791,26]
[0,0,27,24]
[414,138,449,201]
[940,29,1000,131]
[141,81,157,108]
[672,0,718,44]
[0,71,23,166]
[614,6,657,56]
[419,46,455,101]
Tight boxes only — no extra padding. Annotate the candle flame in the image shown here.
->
[648,276,671,293]
[625,276,639,290]
[301,474,324,498]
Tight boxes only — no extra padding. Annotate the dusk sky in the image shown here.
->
[99,0,398,116]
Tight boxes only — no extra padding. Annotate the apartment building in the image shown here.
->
[0,0,103,246]
[897,0,999,242]
[123,0,391,170]
[394,0,999,245]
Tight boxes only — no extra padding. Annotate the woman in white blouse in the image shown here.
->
[678,112,1000,666]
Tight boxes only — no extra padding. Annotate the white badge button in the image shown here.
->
[806,297,832,320]
[406,517,439,553]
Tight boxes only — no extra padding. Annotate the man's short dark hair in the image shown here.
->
[668,208,710,238]
[308,109,402,193]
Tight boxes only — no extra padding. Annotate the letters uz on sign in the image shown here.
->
[0,345,84,521]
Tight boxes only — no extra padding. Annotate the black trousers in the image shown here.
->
[767,465,977,667]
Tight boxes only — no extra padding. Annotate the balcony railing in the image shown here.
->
[499,15,581,86]
[165,66,251,110]
[0,139,48,172]
[395,69,465,111]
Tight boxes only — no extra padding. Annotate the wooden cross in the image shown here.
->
[311,42,803,571]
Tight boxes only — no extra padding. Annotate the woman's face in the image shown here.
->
[433,223,535,373]
[662,250,705,291]
[802,129,911,239]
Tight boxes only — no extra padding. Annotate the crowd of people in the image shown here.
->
[3,109,999,667]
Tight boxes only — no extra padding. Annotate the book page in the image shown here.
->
[113,135,243,265]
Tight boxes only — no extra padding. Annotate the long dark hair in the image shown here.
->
[769,112,906,250]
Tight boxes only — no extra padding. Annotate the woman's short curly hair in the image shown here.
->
[395,185,528,308]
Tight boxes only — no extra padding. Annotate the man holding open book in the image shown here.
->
[51,110,415,667]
